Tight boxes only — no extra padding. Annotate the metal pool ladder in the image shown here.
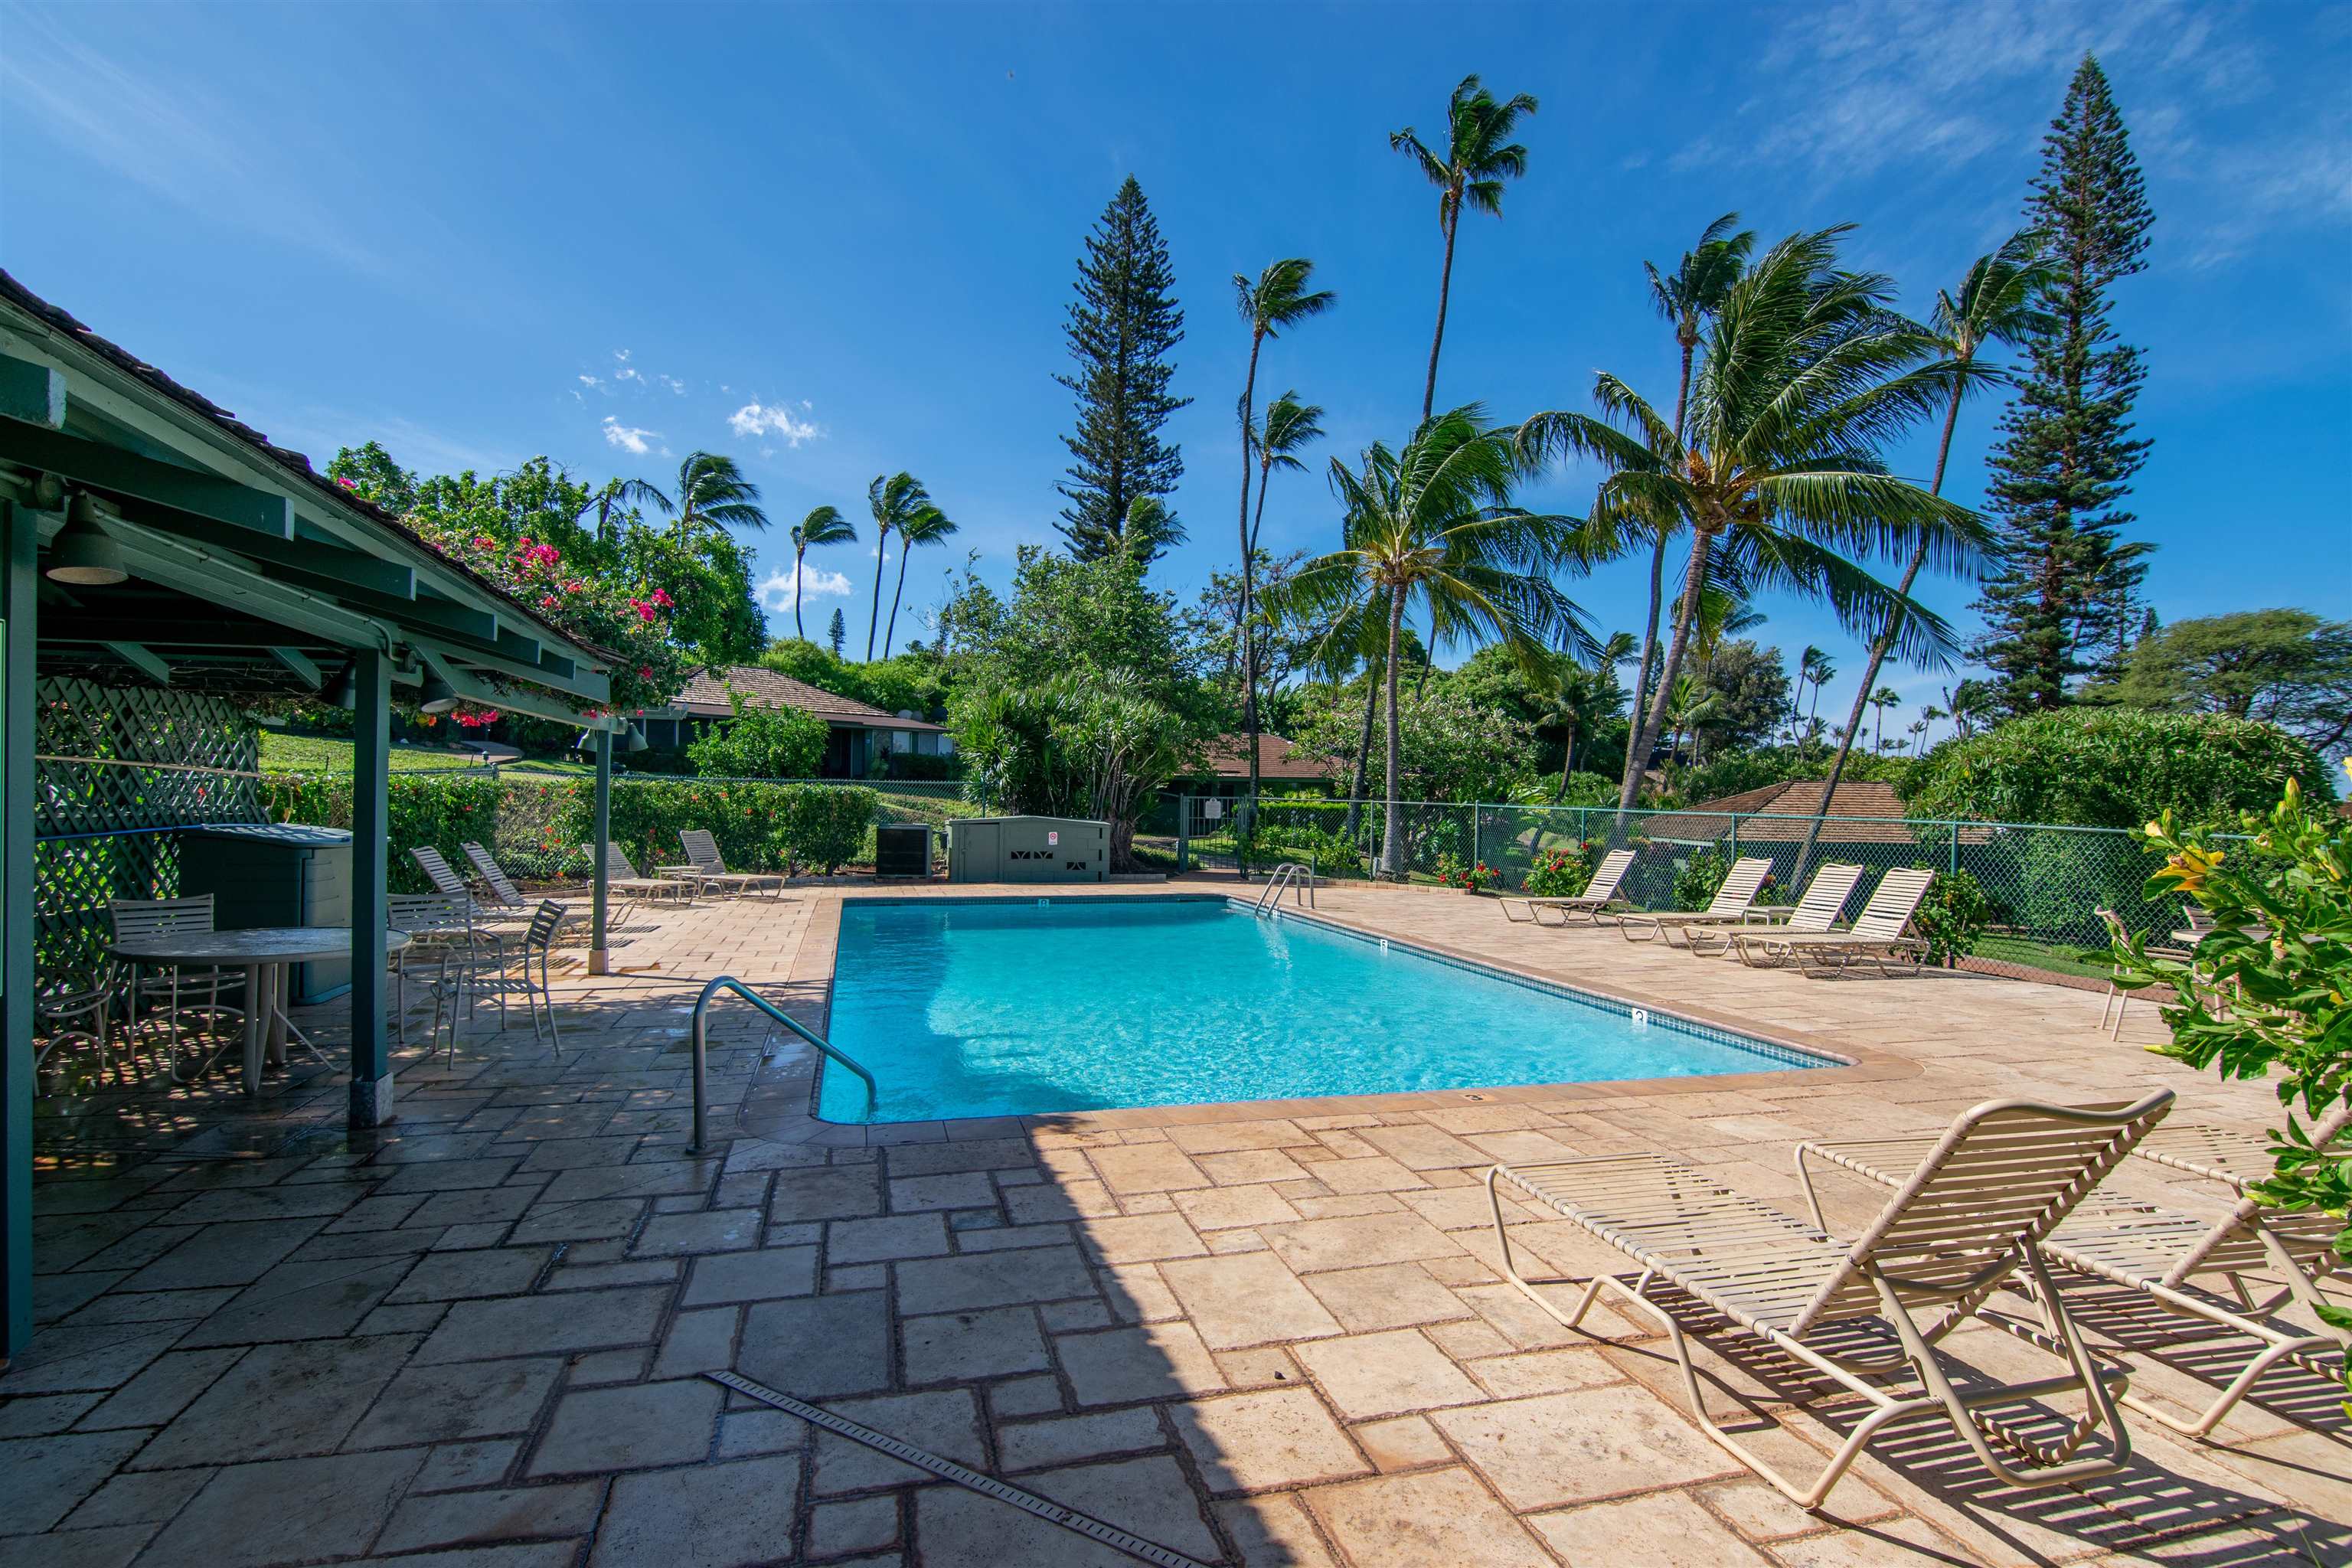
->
[688,975,880,1150]
[1252,861,1315,914]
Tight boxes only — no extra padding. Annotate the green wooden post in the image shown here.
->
[2,501,36,1354]
[1176,794,1191,874]
[348,647,394,1127]
[590,729,612,974]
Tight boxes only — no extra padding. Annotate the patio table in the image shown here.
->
[109,926,411,1096]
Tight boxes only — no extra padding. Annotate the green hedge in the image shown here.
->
[260,774,506,893]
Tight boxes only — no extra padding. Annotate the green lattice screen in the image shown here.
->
[33,678,263,981]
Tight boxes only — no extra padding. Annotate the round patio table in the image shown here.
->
[107,927,411,1096]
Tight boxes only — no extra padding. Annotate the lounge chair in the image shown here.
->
[1685,862,1864,956]
[459,841,531,913]
[2096,908,2195,1039]
[412,847,531,929]
[1796,1104,2349,1441]
[1726,866,1933,974]
[1496,848,1635,926]
[1617,856,1778,944]
[1488,1090,2174,1509]
[661,828,790,900]
[583,842,694,905]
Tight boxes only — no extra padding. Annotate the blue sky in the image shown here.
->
[5,1,2347,737]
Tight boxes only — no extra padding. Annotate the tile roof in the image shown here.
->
[1658,779,1975,844]
[668,665,942,730]
[1189,733,1331,782]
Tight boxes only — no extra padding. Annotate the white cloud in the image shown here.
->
[728,400,822,446]
[577,374,602,388]
[757,564,854,611]
[601,416,658,455]
[658,374,688,395]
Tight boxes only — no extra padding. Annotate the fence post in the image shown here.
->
[1471,805,1481,872]
[1947,821,1959,879]
[1728,812,1739,863]
[1177,794,1190,874]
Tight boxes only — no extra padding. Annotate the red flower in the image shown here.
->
[650,587,673,608]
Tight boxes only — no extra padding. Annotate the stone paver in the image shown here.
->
[11,887,2341,1568]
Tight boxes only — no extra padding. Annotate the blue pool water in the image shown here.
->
[818,898,1826,1123]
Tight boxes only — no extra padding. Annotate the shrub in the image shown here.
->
[261,773,506,893]
[785,786,877,873]
[2015,828,2158,946]
[1434,854,1502,892]
[1911,868,1991,967]
[1903,709,2332,829]
[1673,847,1729,911]
[686,689,828,779]
[1523,841,1596,897]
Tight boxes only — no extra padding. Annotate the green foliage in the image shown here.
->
[2096,609,2352,760]
[260,773,509,894]
[685,689,828,779]
[2112,772,2352,1383]
[1433,854,1501,892]
[1694,640,1789,754]
[951,673,1191,870]
[1903,708,2334,828]
[1291,681,1531,805]
[1672,745,1911,806]
[2015,830,2151,946]
[1673,847,1730,911]
[1912,868,1992,966]
[757,640,943,720]
[1523,842,1596,898]
[1057,176,1188,558]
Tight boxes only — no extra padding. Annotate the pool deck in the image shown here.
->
[8,877,2346,1567]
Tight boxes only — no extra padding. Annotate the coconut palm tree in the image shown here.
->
[1391,75,1539,421]
[1790,231,2055,874]
[864,472,930,661]
[1620,215,1757,792]
[1538,634,1633,795]
[1663,674,1722,773]
[1870,685,1901,751]
[1109,496,1185,562]
[1281,406,1595,877]
[1798,645,1836,750]
[1240,391,1327,800]
[581,475,675,543]
[1232,264,1335,808]
[667,452,767,544]
[787,505,856,641]
[1516,227,1986,822]
[882,503,957,659]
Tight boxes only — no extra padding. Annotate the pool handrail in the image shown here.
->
[688,974,880,1149]
[1253,861,1316,913]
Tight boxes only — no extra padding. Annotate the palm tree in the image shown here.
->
[1232,263,1335,812]
[1621,215,1757,794]
[1241,391,1327,800]
[1945,678,1997,740]
[1516,227,1987,822]
[1282,406,1594,877]
[1915,704,1946,755]
[864,472,931,661]
[1535,633,1632,795]
[882,503,957,659]
[582,475,674,542]
[668,452,767,543]
[1391,75,1539,421]
[1798,645,1836,751]
[1870,685,1901,751]
[1109,496,1185,562]
[1793,231,2054,872]
[1662,674,1722,774]
[787,505,856,641]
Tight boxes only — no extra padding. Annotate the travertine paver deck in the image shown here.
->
[5,877,2347,1568]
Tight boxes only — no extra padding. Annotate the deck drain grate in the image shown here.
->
[704,1370,1213,1567]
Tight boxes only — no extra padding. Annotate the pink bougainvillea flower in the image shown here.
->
[637,665,653,679]
[540,594,559,609]
[472,535,495,550]
[650,588,673,608]
[335,476,357,489]
[634,602,656,622]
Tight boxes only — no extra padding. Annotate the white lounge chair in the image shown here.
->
[1496,848,1635,926]
[583,842,694,906]
[661,828,790,900]
[1726,865,1933,974]
[1617,856,1778,944]
[1800,1110,2350,1439]
[1685,862,1864,956]
[1488,1091,2174,1509]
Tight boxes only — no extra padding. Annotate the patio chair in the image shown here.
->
[34,970,122,1091]
[583,842,694,906]
[1496,848,1635,926]
[459,841,532,913]
[662,828,790,900]
[1685,862,1864,957]
[2094,908,2197,1040]
[387,892,477,1060]
[1617,856,1777,944]
[413,846,531,929]
[1487,1090,2175,1510]
[1725,866,1933,974]
[110,895,246,1080]
[477,900,569,1050]
[1795,1103,2349,1442]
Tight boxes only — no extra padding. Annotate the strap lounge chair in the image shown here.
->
[1726,866,1933,974]
[583,842,694,906]
[662,828,790,900]
[412,847,531,931]
[2095,908,2195,1039]
[459,841,532,913]
[1487,1091,2174,1510]
[1617,856,1778,944]
[1496,848,1635,926]
[1684,862,1864,956]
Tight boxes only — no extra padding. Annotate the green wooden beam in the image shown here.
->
[0,356,65,430]
[413,641,604,726]
[101,518,390,649]
[100,641,172,685]
[0,416,294,538]
[268,647,323,688]
[116,505,416,600]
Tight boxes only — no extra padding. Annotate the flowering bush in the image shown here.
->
[1523,841,1596,898]
[1435,854,1503,892]
[2111,767,2351,1398]
[1909,867,1991,966]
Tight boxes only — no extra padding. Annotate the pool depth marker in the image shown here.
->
[704,1370,1213,1568]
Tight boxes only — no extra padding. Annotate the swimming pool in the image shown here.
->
[817,897,1831,1122]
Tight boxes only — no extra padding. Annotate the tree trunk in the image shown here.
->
[864,528,889,662]
[1420,196,1460,423]
[882,544,911,659]
[1619,341,1692,811]
[793,541,808,640]
[1616,533,1710,820]
[1557,727,1576,799]
[1381,583,1407,877]
[1789,382,1964,886]
[1245,447,1277,808]
[1343,662,1380,839]
[1236,332,1266,822]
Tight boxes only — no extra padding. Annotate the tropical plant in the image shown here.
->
[1102,496,1181,564]
[1390,74,1538,420]
[1433,854,1503,892]
[581,475,673,543]
[951,672,1189,870]
[1281,405,1593,875]
[787,505,857,641]
[1537,635,1632,795]
[1662,674,1721,770]
[1516,226,1985,820]
[1798,645,1836,750]
[1911,867,1991,965]
[1523,841,1598,898]
[882,502,957,659]
[1870,685,1901,751]
[1673,848,1731,911]
[665,451,768,543]
[1241,390,1326,799]
[685,688,828,779]
[1624,214,1757,791]
[2110,770,2352,1400]
[864,472,932,661]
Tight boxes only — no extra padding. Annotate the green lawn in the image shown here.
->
[1971,933,2117,981]
[260,732,503,775]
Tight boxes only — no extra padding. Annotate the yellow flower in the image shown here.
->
[2155,844,2226,894]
